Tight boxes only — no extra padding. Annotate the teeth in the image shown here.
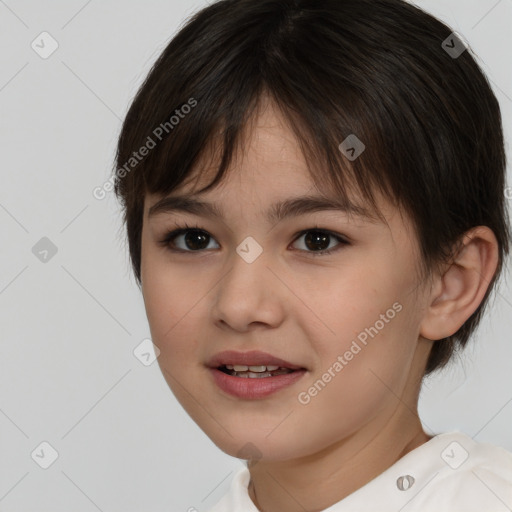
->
[248,365,266,372]
[226,364,284,372]
[222,365,295,378]
[236,371,274,378]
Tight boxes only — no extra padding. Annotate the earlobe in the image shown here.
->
[419,226,499,341]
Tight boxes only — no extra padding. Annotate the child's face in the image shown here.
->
[140,100,433,461]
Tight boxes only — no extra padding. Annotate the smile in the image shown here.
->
[219,364,294,378]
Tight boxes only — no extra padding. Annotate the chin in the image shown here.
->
[201,421,316,463]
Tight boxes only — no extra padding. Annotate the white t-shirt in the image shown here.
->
[208,432,512,511]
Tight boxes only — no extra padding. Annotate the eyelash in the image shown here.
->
[159,222,349,257]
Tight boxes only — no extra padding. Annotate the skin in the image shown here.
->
[140,98,499,512]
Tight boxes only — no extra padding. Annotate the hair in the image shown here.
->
[114,0,511,375]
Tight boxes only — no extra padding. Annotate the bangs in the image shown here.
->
[144,89,391,223]
[131,83,398,234]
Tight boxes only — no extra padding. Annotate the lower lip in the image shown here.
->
[210,368,307,399]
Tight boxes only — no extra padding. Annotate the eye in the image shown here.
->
[159,224,349,256]
[160,223,219,252]
[290,228,349,256]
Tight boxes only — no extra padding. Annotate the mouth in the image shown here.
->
[207,349,305,371]
[207,350,307,399]
[217,364,296,378]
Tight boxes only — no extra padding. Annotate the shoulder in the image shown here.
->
[408,432,512,511]
[338,431,512,512]
[427,431,512,480]
[205,434,512,512]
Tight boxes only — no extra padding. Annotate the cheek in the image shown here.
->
[141,245,193,331]
[291,308,418,456]
[142,267,206,414]
[142,267,172,336]
[141,255,201,365]
[302,268,399,345]
[302,265,419,394]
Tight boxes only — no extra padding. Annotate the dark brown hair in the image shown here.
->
[114,0,511,374]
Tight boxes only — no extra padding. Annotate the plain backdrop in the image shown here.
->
[0,1,511,510]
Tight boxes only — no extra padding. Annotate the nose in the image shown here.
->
[211,245,286,332]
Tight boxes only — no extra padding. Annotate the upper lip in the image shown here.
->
[207,350,304,370]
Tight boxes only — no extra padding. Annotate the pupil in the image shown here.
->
[305,231,329,251]
[185,230,209,250]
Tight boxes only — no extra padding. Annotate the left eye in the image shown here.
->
[291,229,348,255]
[160,226,348,256]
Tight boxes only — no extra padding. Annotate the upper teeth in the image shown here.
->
[226,364,280,372]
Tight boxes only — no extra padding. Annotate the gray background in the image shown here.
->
[0,0,511,510]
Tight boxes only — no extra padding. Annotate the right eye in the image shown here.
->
[160,225,220,252]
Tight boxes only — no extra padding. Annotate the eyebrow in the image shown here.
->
[147,193,381,224]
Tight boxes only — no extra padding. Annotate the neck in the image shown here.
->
[247,404,431,512]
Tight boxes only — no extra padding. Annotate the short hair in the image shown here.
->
[114,0,511,374]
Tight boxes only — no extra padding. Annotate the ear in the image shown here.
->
[420,226,499,341]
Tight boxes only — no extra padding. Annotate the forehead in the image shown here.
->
[144,98,402,230]
[147,100,329,197]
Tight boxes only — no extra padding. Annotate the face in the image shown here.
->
[140,100,433,462]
